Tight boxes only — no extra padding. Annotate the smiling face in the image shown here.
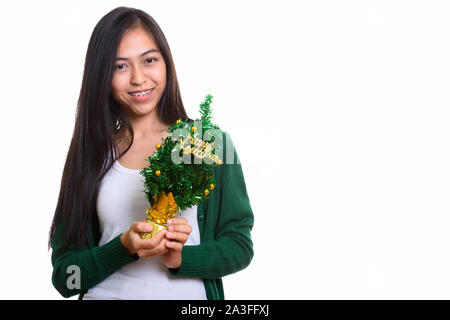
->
[111,25,166,117]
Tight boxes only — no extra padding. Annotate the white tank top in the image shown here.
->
[83,156,207,300]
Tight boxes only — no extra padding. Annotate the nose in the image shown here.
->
[131,65,146,85]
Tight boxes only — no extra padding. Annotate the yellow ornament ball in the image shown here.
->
[176,119,181,124]
[156,144,161,149]
[209,184,215,190]
[155,170,161,176]
[204,189,210,196]
[191,125,197,132]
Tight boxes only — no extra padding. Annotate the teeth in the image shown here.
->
[130,89,153,97]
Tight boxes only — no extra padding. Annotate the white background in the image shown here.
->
[0,0,449,299]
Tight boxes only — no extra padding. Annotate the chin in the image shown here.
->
[132,104,156,115]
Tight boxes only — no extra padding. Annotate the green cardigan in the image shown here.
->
[50,132,254,300]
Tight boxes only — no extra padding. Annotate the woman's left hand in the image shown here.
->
[161,217,192,269]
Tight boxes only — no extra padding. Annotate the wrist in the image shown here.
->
[168,255,182,269]
[120,231,135,255]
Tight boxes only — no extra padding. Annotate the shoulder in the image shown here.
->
[220,130,240,166]
[212,130,243,180]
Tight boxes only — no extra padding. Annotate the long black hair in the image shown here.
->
[49,6,191,252]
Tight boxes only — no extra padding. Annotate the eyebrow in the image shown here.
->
[116,49,159,61]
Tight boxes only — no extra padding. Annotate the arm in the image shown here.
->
[50,219,138,298]
[170,132,254,279]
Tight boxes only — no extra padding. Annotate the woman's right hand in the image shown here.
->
[120,221,168,258]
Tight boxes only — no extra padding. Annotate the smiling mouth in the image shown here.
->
[128,88,154,97]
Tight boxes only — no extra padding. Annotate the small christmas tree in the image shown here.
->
[139,93,223,238]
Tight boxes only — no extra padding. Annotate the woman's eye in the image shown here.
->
[116,64,126,70]
[146,58,156,64]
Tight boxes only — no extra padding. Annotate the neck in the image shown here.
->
[123,109,169,140]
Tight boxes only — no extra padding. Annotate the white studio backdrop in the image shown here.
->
[0,0,449,299]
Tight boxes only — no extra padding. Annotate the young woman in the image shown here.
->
[48,6,254,300]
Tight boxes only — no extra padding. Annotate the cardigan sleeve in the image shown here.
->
[170,132,255,279]
[50,218,139,298]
